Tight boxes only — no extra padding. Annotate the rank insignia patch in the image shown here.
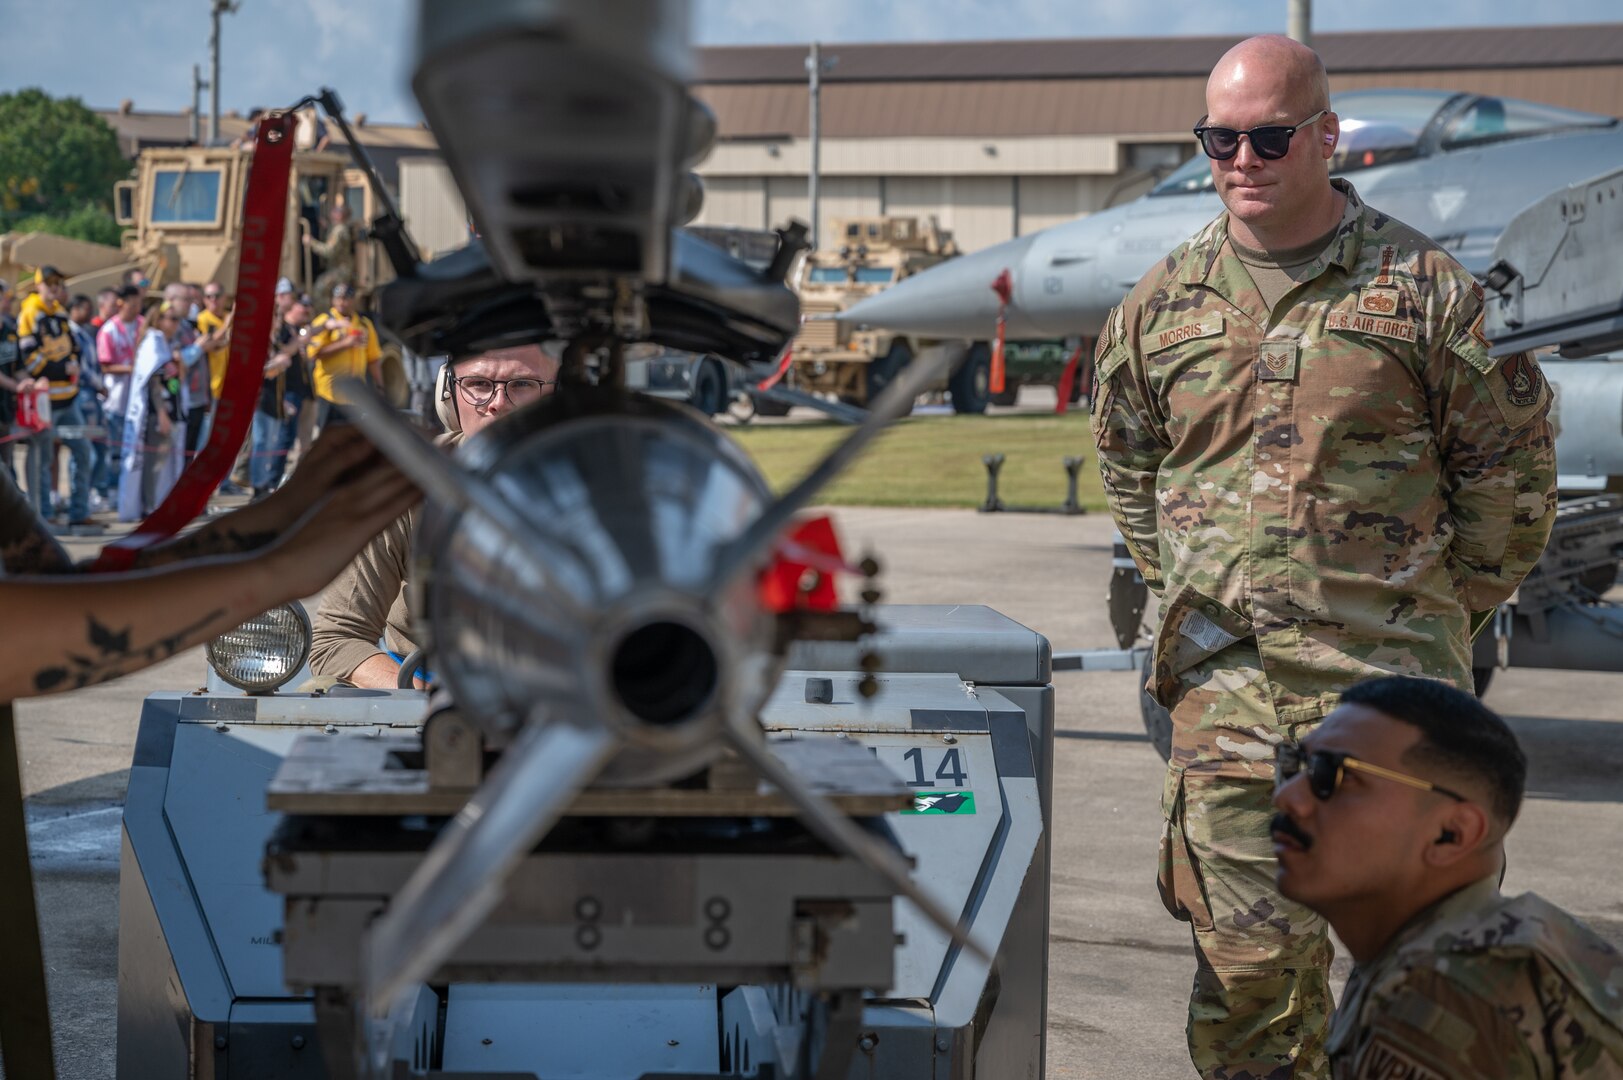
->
[1501,352,1543,408]
[1257,340,1298,381]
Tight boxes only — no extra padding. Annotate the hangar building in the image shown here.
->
[96,23,1623,255]
[688,23,1623,251]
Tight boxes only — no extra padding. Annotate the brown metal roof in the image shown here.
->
[696,24,1623,83]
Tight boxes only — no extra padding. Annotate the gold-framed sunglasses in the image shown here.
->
[1275,742,1466,802]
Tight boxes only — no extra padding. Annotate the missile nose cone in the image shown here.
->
[837,234,1041,340]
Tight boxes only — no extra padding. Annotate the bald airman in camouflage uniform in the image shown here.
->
[1093,35,1557,1080]
[1330,878,1623,1079]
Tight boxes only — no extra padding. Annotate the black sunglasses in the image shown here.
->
[1194,109,1328,161]
[1275,742,1466,802]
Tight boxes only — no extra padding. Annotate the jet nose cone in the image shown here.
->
[836,234,1043,340]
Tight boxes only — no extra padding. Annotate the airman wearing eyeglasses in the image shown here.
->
[1270,676,1623,1079]
[308,345,560,689]
[1092,34,1559,1080]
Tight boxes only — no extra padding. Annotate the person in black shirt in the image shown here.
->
[251,295,314,499]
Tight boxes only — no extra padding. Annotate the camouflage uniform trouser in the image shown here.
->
[1159,643,1334,1080]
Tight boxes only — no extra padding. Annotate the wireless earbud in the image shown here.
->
[1437,829,1457,844]
[1323,133,1335,146]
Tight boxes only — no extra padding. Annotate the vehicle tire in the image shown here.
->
[690,359,727,417]
[990,380,1021,407]
[753,395,792,417]
[866,342,912,409]
[1138,651,1172,762]
[949,343,992,415]
[1472,666,1494,698]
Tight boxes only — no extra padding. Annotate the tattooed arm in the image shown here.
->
[0,517,75,575]
[121,425,398,570]
[0,430,419,702]
[4,565,264,695]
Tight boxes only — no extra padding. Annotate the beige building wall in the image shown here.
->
[695,171,1155,253]
[879,175,1018,252]
[692,133,1175,253]
[697,176,768,231]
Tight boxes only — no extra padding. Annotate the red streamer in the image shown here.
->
[92,113,296,571]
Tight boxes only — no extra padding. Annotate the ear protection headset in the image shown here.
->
[435,361,462,434]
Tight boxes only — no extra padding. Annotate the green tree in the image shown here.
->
[0,88,128,235]
[10,206,124,247]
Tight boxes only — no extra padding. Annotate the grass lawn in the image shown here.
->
[727,412,1107,510]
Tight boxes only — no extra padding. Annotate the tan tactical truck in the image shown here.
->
[791,216,996,413]
[0,145,413,403]
[108,145,392,303]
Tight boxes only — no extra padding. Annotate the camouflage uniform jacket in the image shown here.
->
[1328,875,1623,1078]
[311,221,356,277]
[1092,180,1556,769]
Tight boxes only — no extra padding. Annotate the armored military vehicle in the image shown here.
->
[105,145,388,300]
[0,144,418,405]
[792,217,1082,413]
[790,217,982,412]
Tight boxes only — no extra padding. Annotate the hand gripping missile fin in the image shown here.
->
[721,709,989,962]
[363,719,618,1011]
[711,341,959,594]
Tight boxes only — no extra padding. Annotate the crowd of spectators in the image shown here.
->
[0,263,359,530]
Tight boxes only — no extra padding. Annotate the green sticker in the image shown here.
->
[904,791,976,815]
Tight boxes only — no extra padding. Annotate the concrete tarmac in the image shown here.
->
[13,509,1623,1078]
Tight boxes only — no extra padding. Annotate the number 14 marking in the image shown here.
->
[902,746,967,788]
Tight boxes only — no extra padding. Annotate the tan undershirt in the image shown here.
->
[1228,222,1341,314]
[308,432,465,681]
[309,505,420,680]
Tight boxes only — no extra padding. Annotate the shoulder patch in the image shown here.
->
[1094,306,1131,383]
[1356,1034,1451,1080]
[1500,353,1543,409]
[1449,312,1548,428]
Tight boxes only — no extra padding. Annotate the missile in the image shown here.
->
[833,194,1217,342]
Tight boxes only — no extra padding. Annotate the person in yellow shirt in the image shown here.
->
[17,267,79,407]
[195,283,232,400]
[15,267,84,518]
[305,282,382,425]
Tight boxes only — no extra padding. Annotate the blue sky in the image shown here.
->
[2,0,1618,125]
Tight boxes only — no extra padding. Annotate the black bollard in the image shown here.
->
[1062,455,1085,515]
[980,453,1006,512]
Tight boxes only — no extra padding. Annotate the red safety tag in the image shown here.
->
[1054,340,1083,415]
[989,269,1012,396]
[93,114,296,571]
[758,515,850,614]
[756,346,793,392]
